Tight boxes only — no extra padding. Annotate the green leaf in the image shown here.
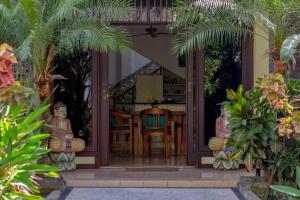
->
[0,154,41,168]
[271,185,300,197]
[280,34,300,63]
[46,171,60,178]
[20,105,50,126]
[12,191,43,200]
[244,153,254,172]
[33,147,51,155]
[270,140,283,154]
[17,121,43,137]
[249,124,263,135]
[14,172,40,193]
[13,134,49,147]
[2,126,18,144]
[256,149,266,159]
[7,138,12,156]
[20,164,60,172]
[231,151,242,160]
[297,166,300,189]
[10,104,26,120]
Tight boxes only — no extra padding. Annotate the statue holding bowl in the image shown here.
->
[49,102,85,171]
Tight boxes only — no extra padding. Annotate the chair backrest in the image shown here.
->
[140,108,172,132]
[109,110,131,127]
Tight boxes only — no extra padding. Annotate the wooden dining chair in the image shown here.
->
[140,108,173,158]
[109,110,133,154]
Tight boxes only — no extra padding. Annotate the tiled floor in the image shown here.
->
[109,153,186,167]
[64,188,241,200]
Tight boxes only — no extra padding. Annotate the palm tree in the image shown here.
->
[170,0,300,73]
[0,0,132,99]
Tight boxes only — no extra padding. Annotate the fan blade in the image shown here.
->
[156,32,176,35]
[131,33,150,37]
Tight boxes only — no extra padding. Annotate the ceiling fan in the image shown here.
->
[132,25,171,38]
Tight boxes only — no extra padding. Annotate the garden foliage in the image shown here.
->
[0,44,59,200]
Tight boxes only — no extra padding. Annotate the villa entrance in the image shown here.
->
[53,38,253,169]
[103,24,189,167]
[53,0,254,169]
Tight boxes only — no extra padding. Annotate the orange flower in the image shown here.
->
[0,43,17,88]
[275,99,284,109]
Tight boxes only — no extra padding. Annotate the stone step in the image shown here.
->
[65,179,238,188]
[62,168,255,188]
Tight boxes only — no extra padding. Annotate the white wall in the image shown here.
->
[133,35,185,79]
[108,50,150,87]
[121,50,150,79]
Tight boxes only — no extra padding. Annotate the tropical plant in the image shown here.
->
[204,58,220,95]
[267,142,300,184]
[170,0,300,73]
[224,85,278,170]
[224,73,300,199]
[259,73,293,115]
[0,103,60,200]
[170,0,259,52]
[271,166,300,200]
[0,43,59,199]
[280,34,300,75]
[287,79,300,99]
[0,0,132,99]
[280,35,300,64]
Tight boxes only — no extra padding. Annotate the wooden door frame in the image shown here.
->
[185,48,208,167]
[194,34,254,167]
[91,34,253,168]
[82,51,110,167]
[93,50,197,167]
[186,52,195,165]
[77,51,103,168]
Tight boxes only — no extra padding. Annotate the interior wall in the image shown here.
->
[133,35,185,79]
[108,50,150,87]
[136,75,163,102]
[121,50,150,79]
[108,51,121,87]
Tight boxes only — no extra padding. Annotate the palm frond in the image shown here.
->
[0,2,19,44]
[17,0,42,27]
[173,22,247,55]
[170,0,295,54]
[0,0,132,77]
[170,0,257,54]
[16,30,35,61]
[57,19,131,54]
[46,0,81,27]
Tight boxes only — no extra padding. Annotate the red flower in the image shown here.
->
[0,44,17,88]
